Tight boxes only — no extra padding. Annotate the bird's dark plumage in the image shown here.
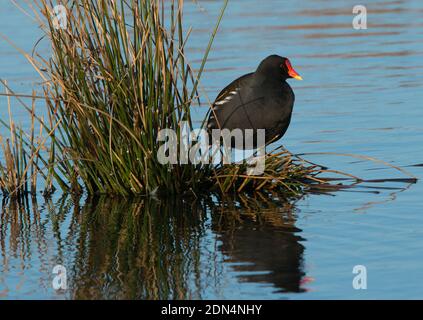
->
[207,55,302,148]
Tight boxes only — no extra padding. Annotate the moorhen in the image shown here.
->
[207,55,302,148]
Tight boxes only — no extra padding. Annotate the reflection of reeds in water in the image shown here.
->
[69,197,207,299]
[0,196,53,297]
[0,195,208,299]
[0,194,308,299]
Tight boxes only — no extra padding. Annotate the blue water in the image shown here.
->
[0,0,423,299]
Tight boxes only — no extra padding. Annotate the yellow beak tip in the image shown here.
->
[294,75,303,81]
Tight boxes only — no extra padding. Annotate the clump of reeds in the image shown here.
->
[25,0,223,195]
[0,0,339,197]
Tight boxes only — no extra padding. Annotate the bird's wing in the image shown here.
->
[214,72,254,103]
[208,73,254,130]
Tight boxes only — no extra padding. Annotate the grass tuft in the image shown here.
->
[30,0,228,196]
[0,83,50,198]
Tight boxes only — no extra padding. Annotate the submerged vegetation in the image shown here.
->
[0,0,415,199]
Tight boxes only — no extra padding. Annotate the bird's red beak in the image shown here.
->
[285,60,303,80]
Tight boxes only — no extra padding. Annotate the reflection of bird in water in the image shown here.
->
[211,200,308,293]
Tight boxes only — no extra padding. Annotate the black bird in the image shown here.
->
[207,55,302,148]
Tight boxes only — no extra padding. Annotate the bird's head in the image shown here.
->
[256,55,303,81]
